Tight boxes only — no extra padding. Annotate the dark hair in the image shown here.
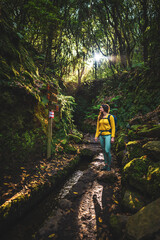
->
[98,104,110,120]
[102,104,109,113]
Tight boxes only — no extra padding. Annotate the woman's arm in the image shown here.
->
[95,118,100,140]
[110,115,115,138]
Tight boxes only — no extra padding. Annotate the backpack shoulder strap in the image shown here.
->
[108,114,111,126]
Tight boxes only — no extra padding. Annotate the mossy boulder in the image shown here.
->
[123,156,160,198]
[125,197,160,240]
[122,141,145,166]
[136,124,160,139]
[130,125,141,131]
[127,129,137,140]
[79,148,95,160]
[129,106,160,126]
[0,87,48,163]
[97,170,118,183]
[123,156,150,189]
[122,152,130,167]
[121,190,146,213]
[146,162,160,198]
[142,141,160,161]
[64,144,77,154]
[128,124,160,140]
[129,116,144,125]
[109,214,129,239]
[116,150,125,166]
[113,131,126,153]
[127,125,141,140]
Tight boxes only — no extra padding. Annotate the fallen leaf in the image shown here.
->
[48,233,55,238]
[3,183,9,185]
[98,217,103,223]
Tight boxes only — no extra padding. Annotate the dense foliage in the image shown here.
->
[0,0,160,161]
[77,64,160,133]
[1,0,160,83]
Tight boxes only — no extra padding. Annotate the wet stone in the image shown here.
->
[59,199,72,210]
[90,161,103,171]
[97,169,118,183]
[71,184,86,196]
[38,208,64,236]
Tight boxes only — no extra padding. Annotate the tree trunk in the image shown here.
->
[111,5,127,67]
[142,0,148,63]
[43,24,53,71]
[78,67,85,85]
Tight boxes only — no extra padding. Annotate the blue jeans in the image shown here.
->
[99,134,111,169]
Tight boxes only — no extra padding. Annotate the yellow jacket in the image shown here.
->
[95,114,115,138]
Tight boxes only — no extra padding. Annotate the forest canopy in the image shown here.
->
[1,0,160,86]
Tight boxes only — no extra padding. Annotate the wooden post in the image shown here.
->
[46,84,58,159]
[47,109,54,159]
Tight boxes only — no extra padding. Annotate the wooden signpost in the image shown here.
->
[46,84,59,159]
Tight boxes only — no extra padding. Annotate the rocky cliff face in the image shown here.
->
[111,105,160,240]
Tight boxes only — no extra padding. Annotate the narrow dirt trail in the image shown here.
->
[36,146,122,240]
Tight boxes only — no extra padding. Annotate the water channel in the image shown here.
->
[1,139,121,240]
[0,158,93,240]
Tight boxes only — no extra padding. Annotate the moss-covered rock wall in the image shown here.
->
[0,86,48,167]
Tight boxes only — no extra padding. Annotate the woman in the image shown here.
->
[95,104,115,171]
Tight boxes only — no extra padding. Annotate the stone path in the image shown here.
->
[35,148,121,240]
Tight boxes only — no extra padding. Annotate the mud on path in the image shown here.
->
[36,151,121,240]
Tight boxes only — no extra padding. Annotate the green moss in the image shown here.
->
[0,201,12,219]
[64,144,77,154]
[122,140,145,166]
[130,125,141,131]
[67,134,82,143]
[147,163,160,187]
[128,129,137,139]
[123,157,160,198]
[123,156,149,192]
[124,156,149,174]
[109,214,127,238]
[137,124,160,138]
[79,148,95,158]
[113,131,126,152]
[122,190,145,213]
[138,125,148,133]
[143,141,160,161]
[116,150,125,164]
[0,154,81,231]
[110,214,119,226]
[126,140,140,146]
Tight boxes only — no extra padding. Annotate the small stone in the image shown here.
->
[97,170,118,183]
